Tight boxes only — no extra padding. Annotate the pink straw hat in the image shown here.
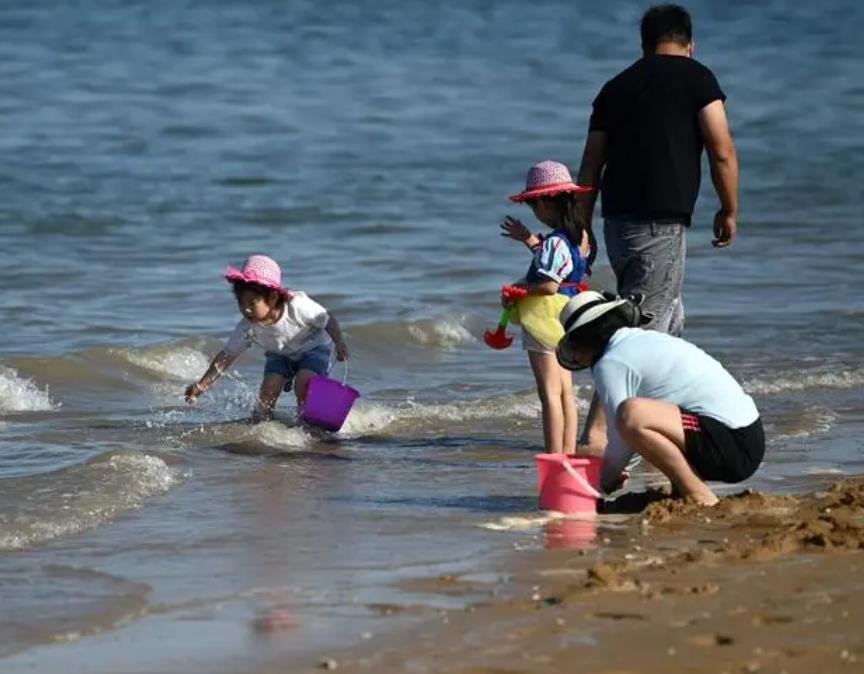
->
[509,160,596,203]
[224,255,292,297]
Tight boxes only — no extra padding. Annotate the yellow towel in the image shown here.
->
[511,294,569,349]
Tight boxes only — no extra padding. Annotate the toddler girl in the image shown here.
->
[500,160,596,454]
[185,255,349,420]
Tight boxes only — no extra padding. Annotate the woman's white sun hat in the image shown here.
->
[559,291,630,336]
[557,291,631,370]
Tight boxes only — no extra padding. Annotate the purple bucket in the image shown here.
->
[301,375,360,431]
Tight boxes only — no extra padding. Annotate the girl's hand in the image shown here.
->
[334,340,350,361]
[184,382,205,404]
[501,283,528,308]
[499,216,531,243]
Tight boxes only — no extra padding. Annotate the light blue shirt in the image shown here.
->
[593,328,759,491]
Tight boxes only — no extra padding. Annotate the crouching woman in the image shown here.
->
[556,291,764,506]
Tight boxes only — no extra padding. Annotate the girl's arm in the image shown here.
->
[185,350,236,403]
[325,316,350,361]
[500,216,543,252]
[524,279,560,296]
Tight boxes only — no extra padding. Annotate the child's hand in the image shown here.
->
[184,382,205,404]
[499,216,531,243]
[501,283,528,307]
[334,340,350,361]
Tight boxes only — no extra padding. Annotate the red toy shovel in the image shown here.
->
[484,307,514,349]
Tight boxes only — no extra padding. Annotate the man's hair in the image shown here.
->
[640,4,692,50]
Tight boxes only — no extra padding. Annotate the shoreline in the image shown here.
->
[269,477,864,674]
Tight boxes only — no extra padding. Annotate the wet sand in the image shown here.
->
[265,477,864,674]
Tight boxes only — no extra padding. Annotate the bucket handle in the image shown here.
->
[560,458,603,499]
[327,358,349,386]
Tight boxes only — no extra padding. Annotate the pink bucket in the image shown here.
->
[543,517,598,550]
[301,375,360,431]
[535,453,603,514]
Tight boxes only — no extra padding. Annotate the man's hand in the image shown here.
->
[712,209,737,248]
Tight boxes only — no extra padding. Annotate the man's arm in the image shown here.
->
[576,130,607,228]
[698,100,739,248]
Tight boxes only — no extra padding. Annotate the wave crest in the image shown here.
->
[0,451,183,551]
[744,366,864,394]
[0,366,58,413]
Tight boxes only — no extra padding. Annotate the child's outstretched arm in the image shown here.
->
[185,350,236,404]
[324,316,349,361]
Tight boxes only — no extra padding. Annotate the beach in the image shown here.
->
[278,478,864,673]
[1,1,862,671]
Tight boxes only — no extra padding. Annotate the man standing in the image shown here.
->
[576,4,738,336]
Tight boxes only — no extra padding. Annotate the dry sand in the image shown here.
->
[263,477,864,674]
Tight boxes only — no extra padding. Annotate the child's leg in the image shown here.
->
[529,351,565,454]
[615,397,718,505]
[558,366,578,454]
[293,369,317,406]
[255,373,288,421]
[292,346,333,407]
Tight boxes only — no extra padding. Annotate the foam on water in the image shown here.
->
[0,451,183,551]
[117,345,212,382]
[254,421,317,450]
[770,406,837,439]
[406,317,477,349]
[0,366,58,413]
[349,316,480,351]
[743,366,864,395]
[340,389,594,436]
[478,513,563,531]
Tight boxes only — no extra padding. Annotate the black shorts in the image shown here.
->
[681,411,765,483]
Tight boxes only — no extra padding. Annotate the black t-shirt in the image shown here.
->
[590,55,726,223]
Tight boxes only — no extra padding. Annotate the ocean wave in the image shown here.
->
[338,393,546,436]
[255,421,318,449]
[115,344,212,382]
[769,406,837,439]
[351,315,479,350]
[338,389,594,437]
[743,366,864,395]
[406,318,477,349]
[0,451,183,551]
[0,366,58,413]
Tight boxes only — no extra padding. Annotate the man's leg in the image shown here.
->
[603,219,687,335]
[615,397,718,505]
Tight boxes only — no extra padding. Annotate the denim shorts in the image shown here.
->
[264,345,332,392]
[604,218,687,335]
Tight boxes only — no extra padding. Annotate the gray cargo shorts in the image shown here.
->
[603,218,687,335]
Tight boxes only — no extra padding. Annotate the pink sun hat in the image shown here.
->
[224,255,292,297]
[509,160,596,203]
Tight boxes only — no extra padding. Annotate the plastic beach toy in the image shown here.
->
[484,307,514,349]
[535,453,603,514]
[300,364,360,432]
[484,285,529,350]
[510,281,589,350]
